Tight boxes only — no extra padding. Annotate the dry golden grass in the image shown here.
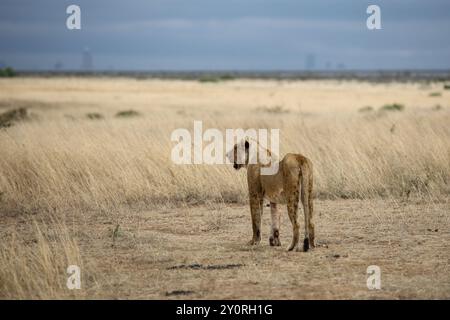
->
[0,211,79,299]
[0,77,449,299]
[0,78,449,213]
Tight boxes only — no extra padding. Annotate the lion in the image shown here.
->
[226,138,315,252]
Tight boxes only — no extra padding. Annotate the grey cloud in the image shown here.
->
[0,0,449,70]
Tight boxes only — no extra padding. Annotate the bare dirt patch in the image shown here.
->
[3,199,448,299]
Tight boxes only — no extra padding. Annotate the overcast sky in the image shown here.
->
[1,0,449,71]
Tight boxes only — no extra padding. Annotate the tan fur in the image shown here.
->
[228,140,315,252]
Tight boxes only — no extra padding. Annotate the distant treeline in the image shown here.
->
[13,70,450,82]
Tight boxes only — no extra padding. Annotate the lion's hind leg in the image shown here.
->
[286,190,300,251]
[269,202,281,246]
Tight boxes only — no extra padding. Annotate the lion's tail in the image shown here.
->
[298,156,314,252]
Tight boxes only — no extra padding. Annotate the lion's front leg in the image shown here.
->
[248,195,262,245]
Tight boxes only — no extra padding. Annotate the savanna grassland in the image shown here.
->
[0,77,449,299]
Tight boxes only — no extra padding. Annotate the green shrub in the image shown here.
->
[198,74,235,83]
[198,76,220,83]
[219,74,235,81]
[429,92,441,97]
[0,108,28,128]
[380,103,405,112]
[86,113,103,120]
[115,110,140,117]
[0,67,16,77]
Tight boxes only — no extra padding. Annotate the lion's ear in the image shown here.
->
[245,140,250,150]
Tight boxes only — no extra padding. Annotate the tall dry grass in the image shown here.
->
[0,78,449,215]
[0,103,449,214]
[0,216,91,299]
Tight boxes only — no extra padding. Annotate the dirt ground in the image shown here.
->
[5,199,446,299]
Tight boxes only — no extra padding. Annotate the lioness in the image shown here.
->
[227,138,315,252]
